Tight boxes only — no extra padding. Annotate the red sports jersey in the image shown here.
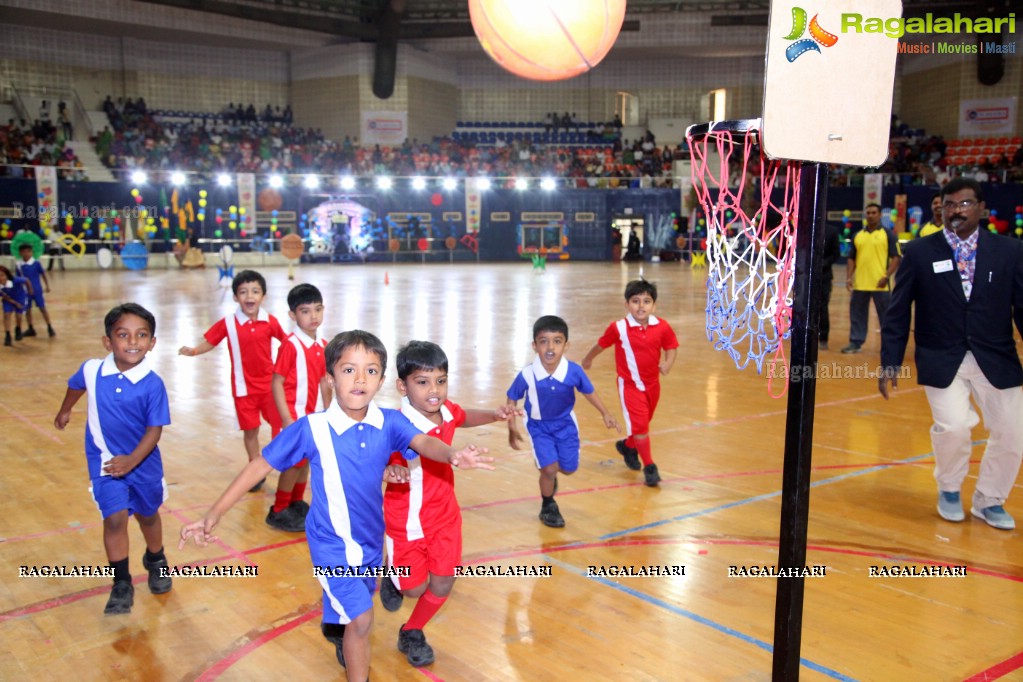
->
[597,314,679,391]
[384,398,466,541]
[204,308,286,397]
[273,330,327,419]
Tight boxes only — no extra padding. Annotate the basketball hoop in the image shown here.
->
[686,119,801,395]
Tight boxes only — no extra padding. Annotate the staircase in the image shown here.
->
[65,140,117,182]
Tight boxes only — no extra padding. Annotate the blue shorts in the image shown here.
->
[316,569,377,624]
[27,290,45,310]
[526,416,580,473]
[2,298,26,314]
[90,474,167,519]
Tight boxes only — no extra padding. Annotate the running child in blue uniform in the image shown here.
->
[54,303,173,615]
[15,242,56,337]
[506,315,619,528]
[180,330,495,682]
[1,264,31,347]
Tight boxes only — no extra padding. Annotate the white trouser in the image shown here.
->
[924,352,1023,509]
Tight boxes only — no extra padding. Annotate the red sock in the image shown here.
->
[635,436,654,466]
[403,588,447,631]
[625,436,635,449]
[273,489,291,513]
[291,482,307,505]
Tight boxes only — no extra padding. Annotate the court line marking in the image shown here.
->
[0,400,63,444]
[963,650,1023,682]
[540,553,857,682]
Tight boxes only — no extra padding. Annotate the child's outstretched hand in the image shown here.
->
[451,444,495,471]
[179,514,221,549]
[602,413,621,431]
[508,426,527,451]
[384,464,410,483]
[493,405,523,421]
[178,345,197,356]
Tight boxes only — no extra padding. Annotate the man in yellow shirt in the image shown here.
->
[842,204,901,353]
[919,194,943,237]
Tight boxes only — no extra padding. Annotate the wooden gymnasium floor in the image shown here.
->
[1,260,1022,682]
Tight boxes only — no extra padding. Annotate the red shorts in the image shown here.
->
[385,513,462,590]
[234,392,282,436]
[617,378,661,436]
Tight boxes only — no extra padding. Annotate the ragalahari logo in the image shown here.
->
[783,7,839,62]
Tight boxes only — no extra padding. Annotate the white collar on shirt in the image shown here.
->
[400,395,451,432]
[324,398,384,435]
[531,355,569,382]
[20,258,37,267]
[100,353,153,382]
[293,327,321,347]
[234,307,270,325]
[626,313,660,327]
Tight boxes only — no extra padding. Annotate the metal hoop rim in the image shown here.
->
[685,118,762,142]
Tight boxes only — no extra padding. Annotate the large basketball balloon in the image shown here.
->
[469,0,626,81]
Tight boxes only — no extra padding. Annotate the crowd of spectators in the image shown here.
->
[89,98,1023,188]
[0,116,86,181]
[94,97,680,186]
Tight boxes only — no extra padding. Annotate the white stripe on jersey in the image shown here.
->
[82,358,114,475]
[616,319,646,391]
[308,412,362,566]
[405,459,425,540]
[521,365,542,420]
[224,315,248,396]
[289,335,309,416]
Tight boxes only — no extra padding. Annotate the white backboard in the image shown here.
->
[762,0,902,166]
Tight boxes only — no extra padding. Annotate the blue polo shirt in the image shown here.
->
[262,400,422,569]
[15,258,45,297]
[68,355,170,480]
[507,356,594,420]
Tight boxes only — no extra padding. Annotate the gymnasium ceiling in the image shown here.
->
[1,0,1012,57]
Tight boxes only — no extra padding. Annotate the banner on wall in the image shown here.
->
[237,173,256,233]
[958,97,1017,137]
[35,166,57,233]
[361,112,408,146]
[465,178,482,234]
[863,174,883,219]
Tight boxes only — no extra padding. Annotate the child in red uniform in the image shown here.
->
[179,270,286,491]
[380,340,517,668]
[267,283,331,531]
[582,279,678,487]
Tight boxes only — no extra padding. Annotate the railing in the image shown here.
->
[70,88,95,139]
[9,85,30,125]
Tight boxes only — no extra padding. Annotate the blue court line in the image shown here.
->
[596,449,946,542]
[541,554,858,682]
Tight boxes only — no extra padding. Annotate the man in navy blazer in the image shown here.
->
[880,178,1023,530]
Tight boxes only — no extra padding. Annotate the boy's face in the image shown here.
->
[627,293,656,325]
[233,280,266,319]
[327,345,385,420]
[533,330,568,373]
[289,301,324,335]
[19,247,32,261]
[102,313,156,372]
[397,368,447,420]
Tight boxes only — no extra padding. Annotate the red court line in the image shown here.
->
[195,605,322,681]
[963,651,1023,681]
[0,399,63,444]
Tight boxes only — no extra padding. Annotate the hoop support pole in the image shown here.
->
[771,161,828,681]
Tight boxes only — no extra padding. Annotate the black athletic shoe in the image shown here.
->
[47,325,56,337]
[23,326,37,337]
[322,623,346,669]
[643,463,662,487]
[379,576,404,612]
[289,499,310,518]
[142,553,173,594]
[615,440,642,471]
[3,334,10,347]
[104,580,134,615]
[539,501,566,528]
[397,627,435,667]
[14,328,22,341]
[266,505,306,532]
[248,477,266,493]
